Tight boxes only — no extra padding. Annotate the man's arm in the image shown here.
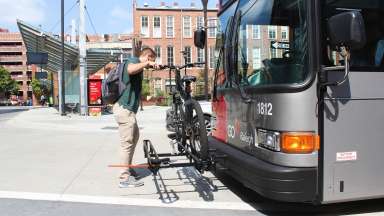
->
[127,61,148,75]
[127,61,159,75]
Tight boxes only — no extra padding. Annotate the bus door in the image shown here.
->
[321,1,384,203]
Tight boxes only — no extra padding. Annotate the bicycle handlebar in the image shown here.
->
[158,62,205,70]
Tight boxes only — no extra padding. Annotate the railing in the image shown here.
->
[0,56,24,62]
[2,65,26,71]
[0,46,24,52]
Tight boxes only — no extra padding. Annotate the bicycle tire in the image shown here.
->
[188,99,209,161]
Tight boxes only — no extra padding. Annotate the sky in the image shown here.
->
[0,0,218,35]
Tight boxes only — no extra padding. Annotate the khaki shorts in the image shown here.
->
[113,103,140,174]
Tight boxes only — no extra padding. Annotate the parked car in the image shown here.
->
[0,99,11,106]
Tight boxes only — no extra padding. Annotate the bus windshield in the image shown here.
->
[235,0,309,87]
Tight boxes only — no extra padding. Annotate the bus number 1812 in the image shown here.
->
[257,102,273,116]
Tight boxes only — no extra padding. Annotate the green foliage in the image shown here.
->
[154,89,170,106]
[141,79,150,97]
[155,89,165,97]
[0,66,19,98]
[31,79,43,98]
[31,78,50,99]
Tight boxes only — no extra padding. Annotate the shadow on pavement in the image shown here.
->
[152,166,229,204]
[0,107,30,115]
[214,170,384,215]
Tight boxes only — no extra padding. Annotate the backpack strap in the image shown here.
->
[118,61,128,95]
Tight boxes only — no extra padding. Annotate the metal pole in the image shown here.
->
[202,0,209,101]
[59,0,66,115]
[79,0,88,115]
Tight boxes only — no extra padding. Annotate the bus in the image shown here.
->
[195,0,384,204]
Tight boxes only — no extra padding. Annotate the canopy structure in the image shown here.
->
[17,20,123,74]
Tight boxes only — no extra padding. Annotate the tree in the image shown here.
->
[0,66,19,99]
[31,78,50,99]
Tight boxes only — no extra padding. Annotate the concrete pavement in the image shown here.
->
[0,107,253,211]
[2,107,384,215]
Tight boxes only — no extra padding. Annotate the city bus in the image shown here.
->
[199,0,384,204]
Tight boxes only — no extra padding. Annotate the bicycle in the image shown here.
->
[161,62,210,172]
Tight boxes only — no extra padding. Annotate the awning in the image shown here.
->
[17,20,123,74]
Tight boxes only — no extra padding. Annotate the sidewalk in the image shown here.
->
[0,107,253,211]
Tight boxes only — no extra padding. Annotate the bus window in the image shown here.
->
[323,1,384,71]
[214,1,238,90]
[235,0,309,87]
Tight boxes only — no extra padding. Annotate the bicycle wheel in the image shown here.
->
[174,104,187,153]
[187,100,209,161]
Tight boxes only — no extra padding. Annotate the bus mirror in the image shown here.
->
[327,11,366,50]
[194,29,206,49]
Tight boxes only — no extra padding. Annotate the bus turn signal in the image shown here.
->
[281,133,320,154]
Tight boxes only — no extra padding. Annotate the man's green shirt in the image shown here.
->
[117,57,143,113]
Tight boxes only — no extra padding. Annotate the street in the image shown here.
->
[0,107,384,216]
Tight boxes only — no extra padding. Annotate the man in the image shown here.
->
[113,47,159,188]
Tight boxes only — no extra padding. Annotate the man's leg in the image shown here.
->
[113,103,143,187]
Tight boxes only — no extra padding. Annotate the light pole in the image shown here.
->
[201,0,209,101]
[59,0,66,115]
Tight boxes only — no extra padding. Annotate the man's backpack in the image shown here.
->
[102,62,127,104]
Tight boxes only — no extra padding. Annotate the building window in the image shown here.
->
[270,48,277,58]
[208,18,216,38]
[268,26,277,39]
[141,16,149,37]
[252,25,260,39]
[166,16,174,38]
[154,46,161,64]
[153,16,161,38]
[197,48,204,67]
[252,48,261,69]
[209,46,216,69]
[167,46,174,66]
[281,26,289,41]
[197,16,204,29]
[183,46,192,64]
[183,16,192,38]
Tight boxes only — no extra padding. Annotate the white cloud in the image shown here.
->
[0,0,46,24]
[110,5,130,20]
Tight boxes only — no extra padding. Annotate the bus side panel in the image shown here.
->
[212,94,227,142]
[322,71,384,203]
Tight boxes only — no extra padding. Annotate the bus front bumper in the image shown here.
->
[209,137,318,203]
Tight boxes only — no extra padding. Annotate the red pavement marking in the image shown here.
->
[108,164,158,168]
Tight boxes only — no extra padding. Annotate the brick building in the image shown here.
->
[0,28,35,103]
[133,1,218,96]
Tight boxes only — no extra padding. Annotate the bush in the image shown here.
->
[31,78,50,99]
[141,79,150,98]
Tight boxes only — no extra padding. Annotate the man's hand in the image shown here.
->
[146,61,160,70]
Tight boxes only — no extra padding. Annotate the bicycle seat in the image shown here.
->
[182,75,197,83]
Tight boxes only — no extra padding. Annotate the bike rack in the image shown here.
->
[143,138,213,175]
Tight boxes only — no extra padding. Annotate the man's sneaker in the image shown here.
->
[129,168,140,179]
[119,176,144,188]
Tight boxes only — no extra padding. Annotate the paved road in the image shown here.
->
[0,198,262,216]
[0,106,30,122]
[1,107,384,216]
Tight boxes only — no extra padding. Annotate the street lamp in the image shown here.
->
[201,0,209,101]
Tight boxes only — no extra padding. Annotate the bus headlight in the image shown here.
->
[257,129,281,152]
